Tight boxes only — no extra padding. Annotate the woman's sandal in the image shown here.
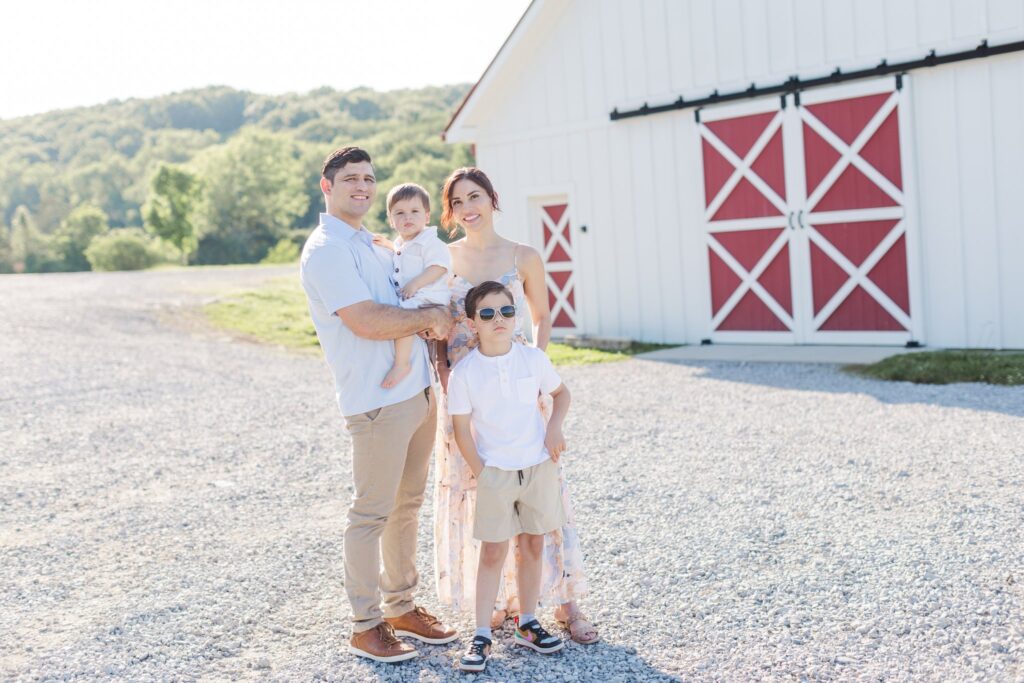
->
[555,612,600,645]
[489,608,509,629]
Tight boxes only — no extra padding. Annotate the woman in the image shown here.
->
[432,167,598,644]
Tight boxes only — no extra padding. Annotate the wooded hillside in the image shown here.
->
[0,84,471,271]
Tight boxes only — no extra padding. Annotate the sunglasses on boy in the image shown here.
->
[476,305,516,322]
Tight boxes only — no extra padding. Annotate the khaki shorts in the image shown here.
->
[473,458,566,543]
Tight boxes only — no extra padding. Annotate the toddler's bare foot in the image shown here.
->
[381,363,412,389]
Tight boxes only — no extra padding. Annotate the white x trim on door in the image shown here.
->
[700,112,788,220]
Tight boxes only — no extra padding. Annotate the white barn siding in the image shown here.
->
[452,0,1024,346]
[912,55,1024,348]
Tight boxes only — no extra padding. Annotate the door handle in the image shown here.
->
[787,211,795,230]
[797,210,806,229]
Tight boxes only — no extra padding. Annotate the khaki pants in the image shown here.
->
[342,387,436,633]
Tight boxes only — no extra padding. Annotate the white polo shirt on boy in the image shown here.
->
[446,344,562,470]
[391,226,451,308]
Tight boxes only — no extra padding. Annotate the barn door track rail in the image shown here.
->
[609,39,1024,121]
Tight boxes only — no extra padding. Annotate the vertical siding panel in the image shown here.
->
[987,0,1024,34]
[666,0,695,93]
[496,143,525,245]
[854,0,886,58]
[618,0,648,102]
[642,0,672,98]
[599,0,628,107]
[589,127,621,337]
[626,121,663,341]
[793,0,826,70]
[916,0,952,46]
[690,0,719,86]
[560,6,586,124]
[954,63,1003,347]
[740,0,771,81]
[766,0,798,75]
[510,141,534,246]
[523,60,547,133]
[823,0,856,64]
[714,0,746,86]
[884,0,918,55]
[548,134,570,189]
[608,126,640,337]
[952,0,987,38]
[650,116,688,342]
[567,130,600,336]
[674,113,710,344]
[542,39,567,128]
[990,55,1024,347]
[912,69,968,346]
[579,1,607,122]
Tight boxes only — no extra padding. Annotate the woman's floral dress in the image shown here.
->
[433,266,589,613]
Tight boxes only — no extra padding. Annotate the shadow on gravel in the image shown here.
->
[641,359,1024,418]
[339,641,683,682]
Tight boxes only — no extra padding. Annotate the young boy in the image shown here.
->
[373,183,451,389]
[446,280,570,673]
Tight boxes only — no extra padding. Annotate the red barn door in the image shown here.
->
[697,77,919,345]
[797,80,915,343]
[698,100,798,343]
[539,199,579,333]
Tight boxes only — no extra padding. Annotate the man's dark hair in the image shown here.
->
[322,147,372,183]
[465,281,514,319]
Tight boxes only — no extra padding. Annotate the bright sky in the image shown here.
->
[0,0,532,120]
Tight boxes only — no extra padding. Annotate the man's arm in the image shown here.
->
[452,413,484,477]
[337,301,451,340]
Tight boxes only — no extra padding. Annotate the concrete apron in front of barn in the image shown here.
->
[636,344,929,365]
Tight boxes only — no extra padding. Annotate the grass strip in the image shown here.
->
[203,277,676,366]
[847,350,1024,386]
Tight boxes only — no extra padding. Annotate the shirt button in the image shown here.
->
[395,267,399,272]
[396,251,401,255]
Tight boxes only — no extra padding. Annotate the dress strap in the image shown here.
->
[513,244,519,271]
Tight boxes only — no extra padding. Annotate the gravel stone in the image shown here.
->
[1,267,1022,682]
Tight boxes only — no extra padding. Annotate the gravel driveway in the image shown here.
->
[1,267,1022,682]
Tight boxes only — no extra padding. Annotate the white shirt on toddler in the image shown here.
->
[389,226,451,308]
[446,344,562,471]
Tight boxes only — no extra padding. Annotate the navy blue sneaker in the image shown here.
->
[458,635,492,672]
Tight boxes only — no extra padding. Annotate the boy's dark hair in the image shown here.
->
[322,146,372,182]
[387,183,431,213]
[465,281,514,319]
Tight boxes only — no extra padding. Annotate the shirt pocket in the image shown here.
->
[516,377,540,405]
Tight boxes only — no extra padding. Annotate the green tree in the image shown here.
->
[0,223,13,273]
[192,129,307,264]
[143,164,200,264]
[54,204,110,271]
[85,228,159,271]
[9,205,55,273]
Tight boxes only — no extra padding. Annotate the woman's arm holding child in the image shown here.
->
[399,265,447,299]
[545,383,571,461]
[452,414,484,477]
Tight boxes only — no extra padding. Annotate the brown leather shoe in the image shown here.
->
[384,606,458,644]
[348,622,418,663]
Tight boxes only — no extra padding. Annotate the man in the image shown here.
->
[300,146,456,663]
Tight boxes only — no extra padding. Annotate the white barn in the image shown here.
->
[444,0,1024,349]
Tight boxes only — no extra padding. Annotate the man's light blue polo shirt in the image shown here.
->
[300,213,432,417]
